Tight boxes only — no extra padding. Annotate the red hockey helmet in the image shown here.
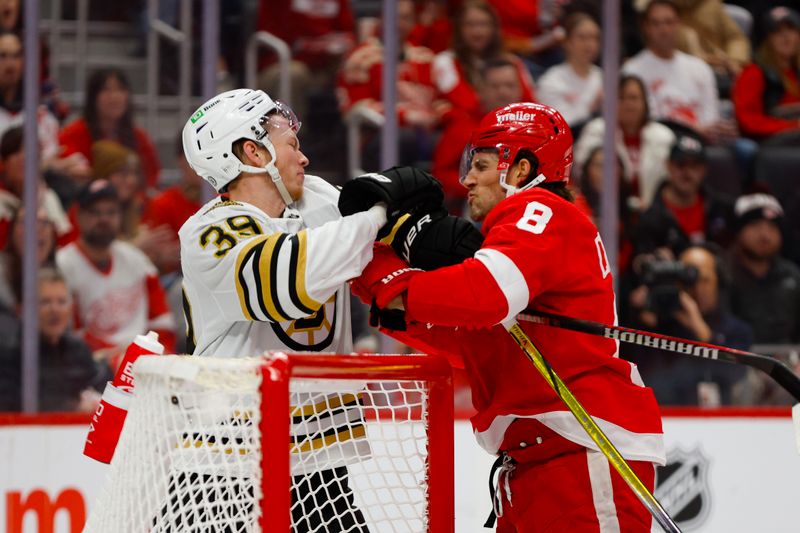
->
[460,102,573,195]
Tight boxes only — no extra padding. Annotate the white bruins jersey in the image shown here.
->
[179,175,383,473]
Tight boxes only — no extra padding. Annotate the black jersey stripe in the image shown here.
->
[249,242,277,321]
[287,234,317,316]
[181,286,197,353]
[291,401,365,426]
[235,243,262,321]
[267,233,292,321]
[290,424,368,454]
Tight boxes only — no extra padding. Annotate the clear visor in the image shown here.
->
[458,145,499,184]
[257,101,302,141]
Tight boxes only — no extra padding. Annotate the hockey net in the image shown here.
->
[85,353,453,532]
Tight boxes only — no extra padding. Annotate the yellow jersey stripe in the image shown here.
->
[291,393,360,418]
[258,233,291,322]
[234,235,270,320]
[294,231,322,312]
[290,424,367,454]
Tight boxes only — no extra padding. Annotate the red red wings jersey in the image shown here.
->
[402,188,665,464]
[336,40,438,127]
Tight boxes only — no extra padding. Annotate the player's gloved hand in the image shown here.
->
[350,243,421,308]
[368,303,408,331]
[338,166,445,225]
[380,209,485,271]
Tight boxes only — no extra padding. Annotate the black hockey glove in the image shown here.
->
[381,209,485,271]
[368,301,407,331]
[338,166,445,221]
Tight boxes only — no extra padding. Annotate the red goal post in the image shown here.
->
[85,353,454,533]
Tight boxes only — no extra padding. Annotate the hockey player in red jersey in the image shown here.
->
[340,103,666,532]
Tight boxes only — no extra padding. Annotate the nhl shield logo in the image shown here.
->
[654,447,711,530]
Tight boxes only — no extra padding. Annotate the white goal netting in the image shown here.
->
[85,355,445,533]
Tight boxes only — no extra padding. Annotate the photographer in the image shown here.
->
[624,245,752,405]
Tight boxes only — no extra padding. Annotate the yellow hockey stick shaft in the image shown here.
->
[506,321,681,533]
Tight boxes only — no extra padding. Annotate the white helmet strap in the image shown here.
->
[239,139,295,206]
[500,169,547,197]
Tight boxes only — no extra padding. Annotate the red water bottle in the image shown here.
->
[112,331,164,392]
[84,332,165,463]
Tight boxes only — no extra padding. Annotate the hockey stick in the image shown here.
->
[504,321,682,533]
[517,310,800,402]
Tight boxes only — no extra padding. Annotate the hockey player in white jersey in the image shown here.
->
[176,89,442,532]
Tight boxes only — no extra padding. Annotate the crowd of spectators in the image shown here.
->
[1,0,799,412]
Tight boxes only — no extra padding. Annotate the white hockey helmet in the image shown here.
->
[182,88,301,202]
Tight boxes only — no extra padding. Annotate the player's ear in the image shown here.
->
[508,159,532,187]
[242,140,265,166]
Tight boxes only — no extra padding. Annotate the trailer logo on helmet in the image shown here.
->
[496,110,536,123]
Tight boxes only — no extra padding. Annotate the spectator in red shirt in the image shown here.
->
[633,133,734,257]
[431,0,536,116]
[732,6,800,141]
[487,0,566,75]
[407,0,453,54]
[58,68,161,191]
[433,57,526,212]
[337,0,440,170]
[257,0,355,122]
[141,134,202,275]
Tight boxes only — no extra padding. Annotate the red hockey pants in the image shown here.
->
[492,419,656,533]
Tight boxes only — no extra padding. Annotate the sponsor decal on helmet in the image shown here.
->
[496,111,536,123]
[190,109,205,124]
[202,99,220,112]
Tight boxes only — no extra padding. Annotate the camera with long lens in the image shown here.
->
[641,260,699,319]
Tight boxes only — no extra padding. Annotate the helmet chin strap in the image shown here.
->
[239,140,295,207]
[500,170,547,197]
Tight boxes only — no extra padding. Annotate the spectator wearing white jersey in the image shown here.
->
[537,11,603,127]
[623,0,737,142]
[575,74,675,209]
[55,180,176,365]
[624,0,759,184]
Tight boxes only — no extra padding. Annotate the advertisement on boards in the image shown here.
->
[1,411,798,532]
